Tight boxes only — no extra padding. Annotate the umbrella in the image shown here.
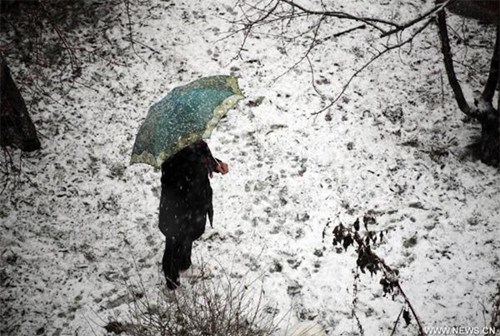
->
[130,75,244,168]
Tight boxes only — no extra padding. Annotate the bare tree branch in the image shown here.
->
[381,0,454,38]
[306,54,325,100]
[124,0,147,64]
[38,2,81,77]
[436,8,472,115]
[273,15,325,82]
[232,1,443,116]
[336,223,427,336]
[482,23,499,102]
[389,307,404,336]
[351,271,366,336]
[232,0,499,167]
[279,0,399,32]
[313,18,433,116]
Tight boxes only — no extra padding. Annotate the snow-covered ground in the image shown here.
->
[1,1,499,335]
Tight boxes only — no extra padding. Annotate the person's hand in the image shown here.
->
[215,162,229,175]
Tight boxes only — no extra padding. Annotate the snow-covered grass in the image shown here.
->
[1,1,499,335]
[114,266,276,336]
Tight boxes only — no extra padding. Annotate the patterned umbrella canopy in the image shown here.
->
[130,75,244,168]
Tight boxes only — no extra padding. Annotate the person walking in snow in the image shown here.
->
[158,140,228,289]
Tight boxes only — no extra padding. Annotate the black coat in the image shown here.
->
[159,143,214,289]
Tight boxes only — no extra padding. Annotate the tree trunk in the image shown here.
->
[436,8,499,167]
[444,0,500,24]
[0,56,41,152]
[478,104,499,167]
[478,23,500,167]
